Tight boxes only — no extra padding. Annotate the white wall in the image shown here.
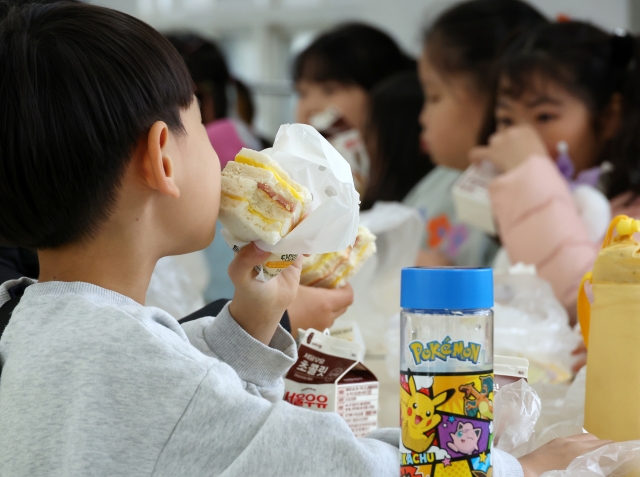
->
[93,0,636,137]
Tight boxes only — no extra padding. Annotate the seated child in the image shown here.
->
[360,71,434,211]
[408,0,547,267]
[470,21,640,314]
[0,3,610,476]
[294,22,416,194]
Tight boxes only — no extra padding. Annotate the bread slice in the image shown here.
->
[219,148,312,244]
[300,226,377,288]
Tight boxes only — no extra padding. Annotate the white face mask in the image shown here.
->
[310,106,370,196]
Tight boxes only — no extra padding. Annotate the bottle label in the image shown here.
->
[408,336,483,366]
[400,370,494,477]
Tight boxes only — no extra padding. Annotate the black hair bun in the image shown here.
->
[611,28,635,70]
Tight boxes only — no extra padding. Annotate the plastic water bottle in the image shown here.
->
[400,267,494,476]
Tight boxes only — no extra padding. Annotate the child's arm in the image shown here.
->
[471,126,600,312]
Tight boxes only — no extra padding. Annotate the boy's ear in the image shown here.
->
[141,121,180,198]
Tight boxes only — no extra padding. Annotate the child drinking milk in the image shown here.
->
[408,0,548,267]
[470,21,640,313]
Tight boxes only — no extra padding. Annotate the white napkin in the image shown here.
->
[222,123,360,280]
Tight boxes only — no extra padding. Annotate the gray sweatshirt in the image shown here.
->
[0,279,523,476]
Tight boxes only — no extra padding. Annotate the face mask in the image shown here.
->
[310,106,370,196]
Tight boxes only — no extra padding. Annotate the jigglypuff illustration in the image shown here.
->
[401,375,454,453]
[460,375,494,420]
[447,422,482,455]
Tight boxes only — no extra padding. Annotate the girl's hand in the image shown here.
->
[469,125,548,173]
[287,284,354,338]
[228,243,303,345]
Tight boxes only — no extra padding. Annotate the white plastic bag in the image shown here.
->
[541,441,640,477]
[535,367,587,446]
[221,123,360,281]
[494,265,580,384]
[494,379,541,457]
[336,201,423,355]
[146,252,209,319]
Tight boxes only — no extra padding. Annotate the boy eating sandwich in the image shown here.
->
[0,3,611,476]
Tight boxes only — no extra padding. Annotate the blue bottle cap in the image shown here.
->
[401,267,493,310]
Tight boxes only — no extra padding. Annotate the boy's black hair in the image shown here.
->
[361,72,434,210]
[425,0,547,94]
[166,33,230,120]
[494,21,640,199]
[293,23,415,91]
[0,2,194,249]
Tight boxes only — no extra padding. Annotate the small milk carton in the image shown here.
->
[284,328,379,437]
[452,162,499,235]
[494,355,529,393]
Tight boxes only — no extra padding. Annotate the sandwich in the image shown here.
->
[219,148,312,245]
[300,226,376,288]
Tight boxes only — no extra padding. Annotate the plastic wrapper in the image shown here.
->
[309,106,370,195]
[535,367,640,475]
[493,379,541,457]
[535,366,587,446]
[540,441,640,477]
[222,123,360,282]
[146,252,209,319]
[494,264,581,384]
[336,201,423,355]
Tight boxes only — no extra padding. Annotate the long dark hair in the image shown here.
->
[293,23,415,91]
[165,33,230,120]
[361,72,434,210]
[424,0,547,97]
[490,21,640,199]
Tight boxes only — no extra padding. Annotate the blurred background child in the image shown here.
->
[471,21,640,316]
[360,71,434,210]
[167,33,268,164]
[294,23,415,194]
[410,0,548,267]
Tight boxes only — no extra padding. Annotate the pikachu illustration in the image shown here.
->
[401,375,454,453]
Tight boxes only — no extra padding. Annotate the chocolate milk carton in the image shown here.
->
[284,328,379,437]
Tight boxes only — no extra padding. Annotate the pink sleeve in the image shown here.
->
[489,155,600,309]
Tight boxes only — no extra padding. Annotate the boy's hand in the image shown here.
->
[287,284,354,338]
[469,125,548,173]
[228,243,303,345]
[518,434,613,477]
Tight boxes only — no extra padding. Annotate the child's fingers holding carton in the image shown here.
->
[228,243,303,345]
[469,125,548,172]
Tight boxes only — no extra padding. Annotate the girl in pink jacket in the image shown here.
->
[471,21,640,317]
